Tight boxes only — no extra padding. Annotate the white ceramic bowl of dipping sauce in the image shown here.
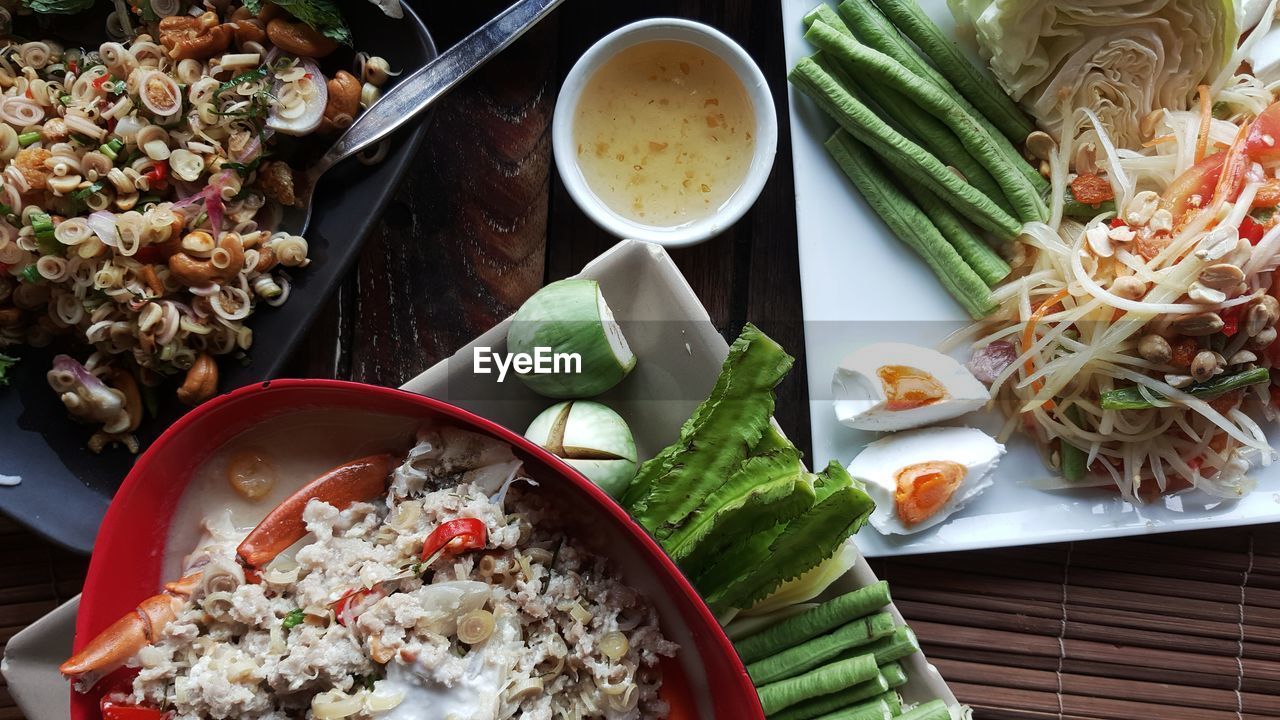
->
[553,19,778,248]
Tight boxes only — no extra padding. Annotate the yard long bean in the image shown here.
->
[871,0,1034,142]
[836,0,1048,195]
[824,130,997,318]
[815,697,895,720]
[893,699,953,720]
[736,580,892,663]
[1099,367,1271,410]
[757,654,880,715]
[803,6,1013,216]
[806,20,1046,224]
[789,58,1021,239]
[747,611,896,685]
[770,674,892,720]
[861,625,920,664]
[885,162,1011,287]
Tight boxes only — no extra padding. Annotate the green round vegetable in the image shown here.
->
[507,279,636,398]
[525,400,638,498]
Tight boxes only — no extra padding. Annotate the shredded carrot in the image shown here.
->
[1142,134,1177,148]
[1021,288,1070,411]
[1195,84,1212,163]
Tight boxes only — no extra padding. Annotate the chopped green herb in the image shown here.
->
[17,131,40,147]
[214,67,269,100]
[99,137,123,160]
[20,0,95,15]
[282,608,305,630]
[0,352,16,386]
[1251,206,1275,223]
[1212,101,1233,121]
[19,264,41,283]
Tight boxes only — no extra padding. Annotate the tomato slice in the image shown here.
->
[1160,152,1225,222]
[420,518,487,562]
[1241,216,1266,245]
[1246,101,1280,164]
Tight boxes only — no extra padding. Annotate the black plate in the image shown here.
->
[0,8,437,553]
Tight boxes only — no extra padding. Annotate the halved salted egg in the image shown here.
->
[848,426,1004,535]
[833,342,987,431]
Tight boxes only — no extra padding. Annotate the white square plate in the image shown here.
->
[781,0,1280,557]
[3,240,955,718]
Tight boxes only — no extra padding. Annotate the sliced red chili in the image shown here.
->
[1221,305,1243,337]
[92,73,115,90]
[1071,172,1115,205]
[1241,216,1266,245]
[331,585,388,627]
[1109,217,1127,229]
[420,518,487,563]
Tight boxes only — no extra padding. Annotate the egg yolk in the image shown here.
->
[877,365,949,411]
[894,460,967,526]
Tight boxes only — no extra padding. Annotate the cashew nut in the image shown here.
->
[266,17,338,57]
[177,352,218,407]
[106,368,142,433]
[159,13,233,61]
[254,246,278,272]
[320,70,360,133]
[138,264,165,298]
[168,233,245,286]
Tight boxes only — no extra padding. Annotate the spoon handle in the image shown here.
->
[312,0,565,176]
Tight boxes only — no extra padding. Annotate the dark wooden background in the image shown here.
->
[5,2,1280,719]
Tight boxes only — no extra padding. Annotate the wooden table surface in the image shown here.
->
[5,2,1279,719]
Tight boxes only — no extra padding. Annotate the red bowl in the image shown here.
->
[70,379,762,719]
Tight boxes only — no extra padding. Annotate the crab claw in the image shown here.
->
[236,453,395,569]
[59,578,198,692]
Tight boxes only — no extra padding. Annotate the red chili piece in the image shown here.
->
[420,518,487,562]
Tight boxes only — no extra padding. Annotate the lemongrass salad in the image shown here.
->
[0,1,397,452]
[964,58,1280,501]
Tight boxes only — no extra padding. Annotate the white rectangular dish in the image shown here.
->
[2,239,955,718]
[781,0,1280,557]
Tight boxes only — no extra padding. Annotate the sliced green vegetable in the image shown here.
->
[746,611,895,685]
[99,137,123,160]
[1061,404,1088,481]
[769,673,891,720]
[1063,186,1117,220]
[706,462,874,613]
[282,608,305,630]
[0,352,17,386]
[756,654,880,715]
[627,323,793,533]
[822,129,997,318]
[214,67,269,99]
[665,448,813,567]
[870,0,1034,141]
[19,264,41,283]
[735,580,891,664]
[806,20,1045,224]
[1100,368,1271,411]
[789,56,1020,240]
[885,161,1011,286]
[880,690,903,715]
[17,131,39,148]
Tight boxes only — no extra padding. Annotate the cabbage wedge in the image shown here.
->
[948,0,1238,147]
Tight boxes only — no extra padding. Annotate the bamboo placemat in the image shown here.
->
[2,515,1276,719]
[870,526,1280,719]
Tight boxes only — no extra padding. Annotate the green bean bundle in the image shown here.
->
[747,611,896,685]
[736,581,892,663]
[823,130,997,318]
[757,654,880,715]
[805,20,1046,224]
[788,58,1021,240]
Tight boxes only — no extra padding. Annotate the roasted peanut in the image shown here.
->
[257,160,299,207]
[177,352,217,406]
[40,117,67,143]
[1111,276,1147,300]
[254,246,278,272]
[168,234,244,286]
[1025,131,1055,161]
[320,70,360,133]
[1173,312,1225,336]
[1137,334,1172,364]
[159,13,233,61]
[14,147,51,190]
[1191,350,1219,382]
[266,17,338,57]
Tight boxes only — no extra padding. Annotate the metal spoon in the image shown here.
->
[287,0,565,235]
